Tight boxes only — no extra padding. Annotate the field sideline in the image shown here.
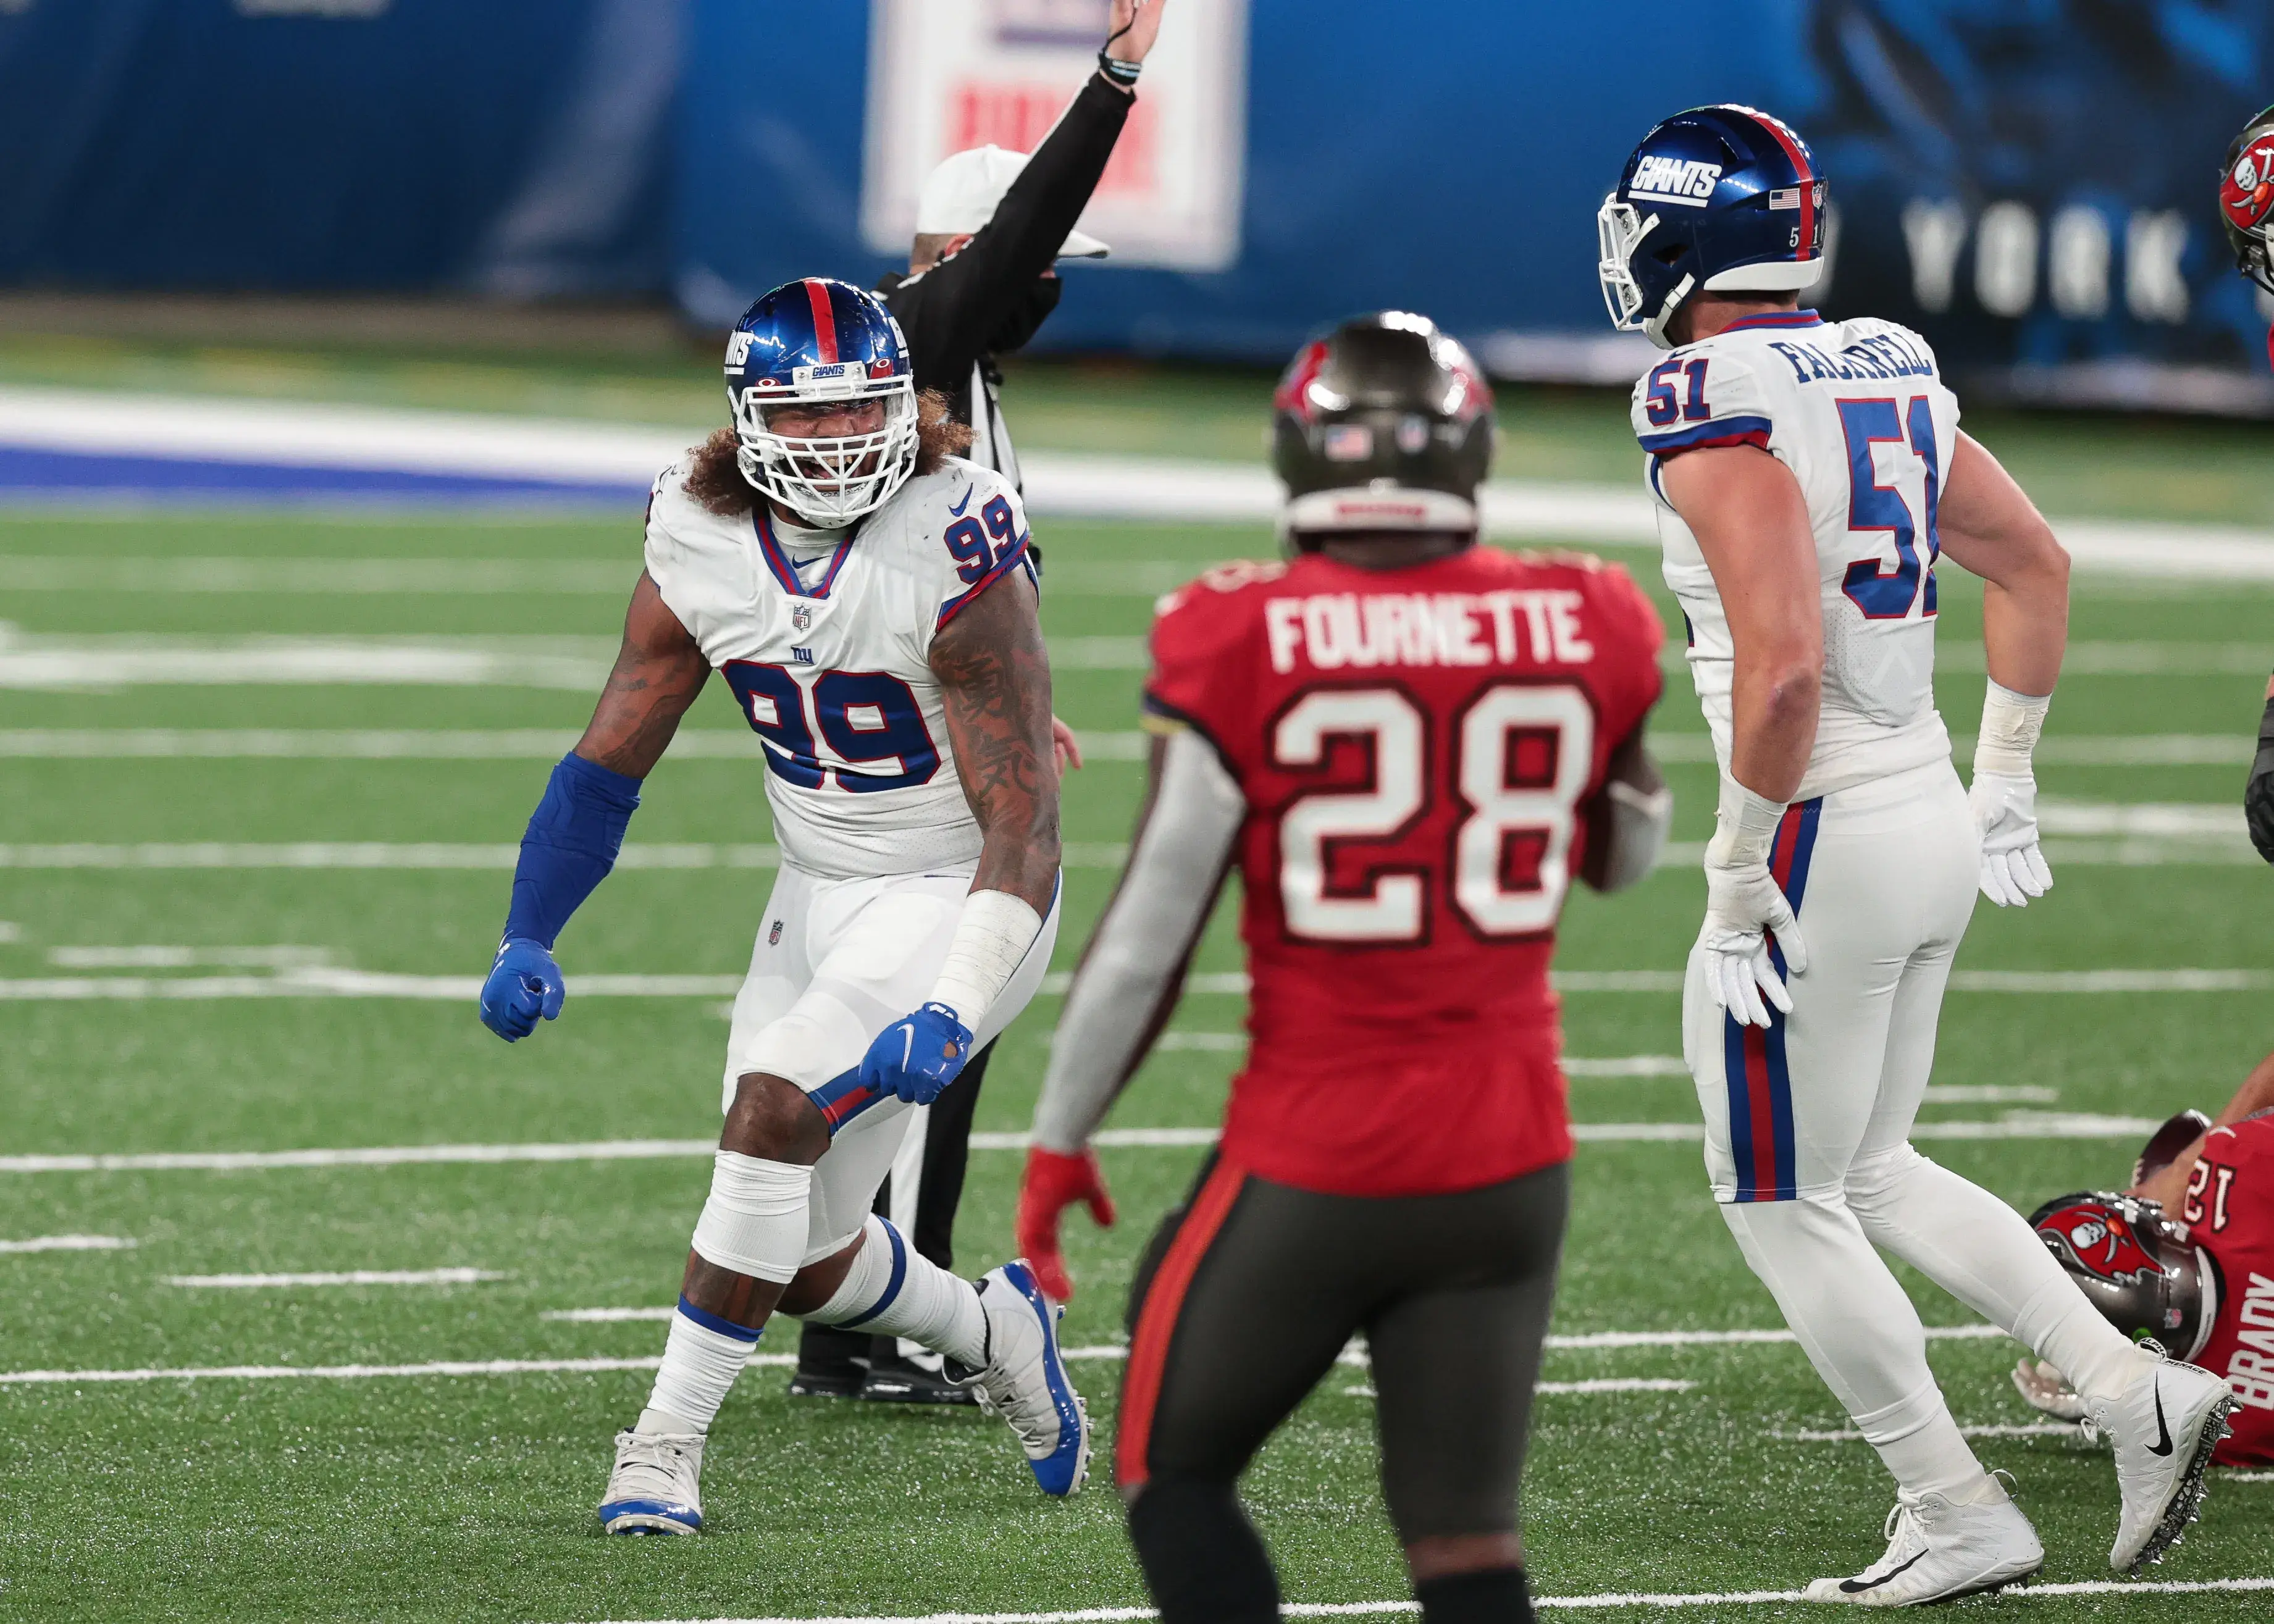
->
[2,357,2272,1622]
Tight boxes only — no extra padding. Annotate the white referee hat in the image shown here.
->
[915,145,1112,259]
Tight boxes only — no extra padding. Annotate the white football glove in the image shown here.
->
[1700,777,1808,1030]
[1971,679,2055,908]
[1970,769,2054,908]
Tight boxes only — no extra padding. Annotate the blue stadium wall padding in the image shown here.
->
[0,0,679,296]
[678,0,2274,378]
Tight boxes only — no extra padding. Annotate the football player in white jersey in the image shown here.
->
[476,278,1088,1533]
[1601,107,2234,1602]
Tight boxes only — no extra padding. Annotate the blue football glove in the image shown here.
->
[858,1002,974,1105]
[480,937,564,1041]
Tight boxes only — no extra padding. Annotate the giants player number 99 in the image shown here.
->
[1270,681,1595,943]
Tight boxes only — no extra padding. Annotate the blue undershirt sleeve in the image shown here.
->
[502,753,643,949]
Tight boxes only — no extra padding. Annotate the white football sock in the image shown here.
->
[1846,1146,2158,1402]
[690,1150,812,1284]
[803,1214,988,1367]
[1721,1195,1994,1502]
[1854,1380,2001,1504]
[641,1300,762,1435]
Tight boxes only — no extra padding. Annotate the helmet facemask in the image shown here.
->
[1597,196,1693,349]
[732,371,919,527]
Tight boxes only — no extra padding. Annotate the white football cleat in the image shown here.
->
[597,1427,705,1535]
[2087,1355,2234,1572]
[1802,1489,2042,1606]
[953,1260,1091,1496]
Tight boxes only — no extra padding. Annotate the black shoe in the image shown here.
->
[787,1321,870,1399]
[860,1347,979,1407]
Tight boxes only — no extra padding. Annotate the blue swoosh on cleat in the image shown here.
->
[998,1258,1090,1496]
[599,1497,702,1534]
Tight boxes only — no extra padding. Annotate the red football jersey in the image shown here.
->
[1143,546,1666,1197]
[2180,1113,2274,1466]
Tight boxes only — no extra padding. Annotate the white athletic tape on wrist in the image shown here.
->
[689,1150,812,1284]
[929,887,1044,1030]
[1705,775,1786,869]
[1974,680,2050,778]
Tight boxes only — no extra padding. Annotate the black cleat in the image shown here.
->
[861,1347,980,1406]
[788,1322,870,1399]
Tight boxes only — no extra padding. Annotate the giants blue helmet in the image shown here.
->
[1598,105,1827,349]
[725,277,918,525]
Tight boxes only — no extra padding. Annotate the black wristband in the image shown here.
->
[1097,51,1141,86]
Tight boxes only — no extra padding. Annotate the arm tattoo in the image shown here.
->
[574,571,710,779]
[930,572,1060,909]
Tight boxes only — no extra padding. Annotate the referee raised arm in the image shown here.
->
[790,0,1167,1406]
[876,0,1166,490]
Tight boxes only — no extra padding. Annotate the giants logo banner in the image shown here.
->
[858,0,1248,271]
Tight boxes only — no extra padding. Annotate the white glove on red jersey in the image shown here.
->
[1699,776,1808,1031]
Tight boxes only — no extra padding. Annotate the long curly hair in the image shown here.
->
[684,388,973,518]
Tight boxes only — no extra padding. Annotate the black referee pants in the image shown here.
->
[1117,1157,1569,1624]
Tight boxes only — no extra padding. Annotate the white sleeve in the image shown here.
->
[1029,728,1244,1153]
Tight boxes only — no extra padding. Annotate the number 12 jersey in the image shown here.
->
[1633,309,1961,801]
[1142,546,1664,1196]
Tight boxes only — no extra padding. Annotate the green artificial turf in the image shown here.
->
[1,377,2272,1620]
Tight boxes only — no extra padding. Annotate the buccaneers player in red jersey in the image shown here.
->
[1015,313,1670,1624]
[2017,1051,2274,1471]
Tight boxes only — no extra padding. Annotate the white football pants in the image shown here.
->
[721,862,1060,1266]
[1683,760,2142,1489]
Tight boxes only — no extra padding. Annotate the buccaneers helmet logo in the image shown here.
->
[2222,139,2274,232]
[2034,1198,2163,1286]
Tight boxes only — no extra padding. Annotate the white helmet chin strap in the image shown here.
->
[1644,273,1696,350]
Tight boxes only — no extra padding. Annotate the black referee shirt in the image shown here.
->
[875,72,1133,493]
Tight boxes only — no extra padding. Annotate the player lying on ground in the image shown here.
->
[1600,104,2236,1605]
[1018,312,1673,1624]
[476,278,1088,1534]
[2015,1051,2274,1470]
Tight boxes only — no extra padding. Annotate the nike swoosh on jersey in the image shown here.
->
[949,486,973,517]
[2149,1378,2175,1457]
[1841,1549,1928,1593]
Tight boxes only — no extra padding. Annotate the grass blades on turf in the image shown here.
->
[3,391,2273,1620]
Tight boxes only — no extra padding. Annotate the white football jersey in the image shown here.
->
[643,456,1037,879]
[1632,310,1957,800]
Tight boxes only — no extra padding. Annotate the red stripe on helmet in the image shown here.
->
[804,279,839,364]
[1750,113,1816,261]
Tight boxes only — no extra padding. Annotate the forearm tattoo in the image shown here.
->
[931,576,1061,908]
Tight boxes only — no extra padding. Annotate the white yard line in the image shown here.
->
[0,842,1123,873]
[1547,1325,2006,1350]
[0,556,1204,599]
[2,959,2236,999]
[0,1234,135,1252]
[0,1355,681,1385]
[542,1307,676,1323]
[1781,1422,2089,1444]
[0,383,2270,577]
[1344,1379,1695,1399]
[0,727,2239,766]
[0,628,2257,687]
[0,1115,2163,1177]
[1564,1056,1686,1078]
[547,1575,2274,1622]
[166,1268,505,1287]
[48,944,332,969]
